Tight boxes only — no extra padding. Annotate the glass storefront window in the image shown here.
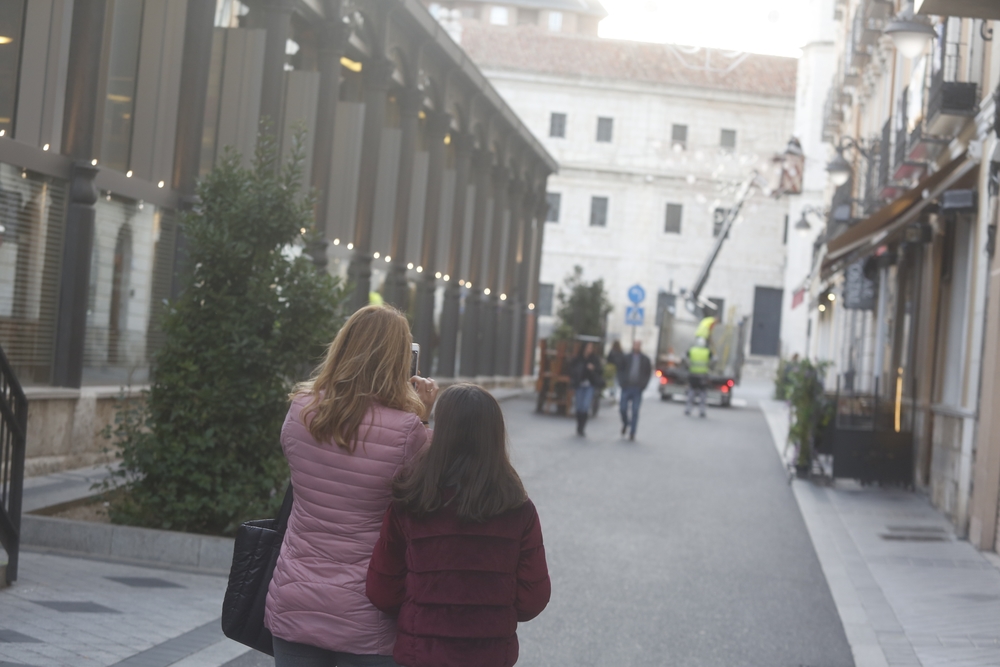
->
[99,0,145,173]
[82,197,176,385]
[0,163,67,385]
[215,0,249,29]
[0,0,26,137]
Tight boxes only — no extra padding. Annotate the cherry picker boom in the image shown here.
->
[655,171,771,407]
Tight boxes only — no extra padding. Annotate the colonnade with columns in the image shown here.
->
[286,0,556,378]
[0,0,554,387]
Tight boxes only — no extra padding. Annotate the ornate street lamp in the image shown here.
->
[884,4,937,59]
[826,151,853,187]
[795,206,825,236]
[825,137,873,187]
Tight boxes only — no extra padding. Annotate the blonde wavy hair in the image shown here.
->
[294,305,425,451]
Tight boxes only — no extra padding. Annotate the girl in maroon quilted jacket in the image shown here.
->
[366,383,551,667]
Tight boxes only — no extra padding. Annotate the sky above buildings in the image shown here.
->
[598,0,810,58]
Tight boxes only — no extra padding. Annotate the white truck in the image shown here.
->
[655,310,747,407]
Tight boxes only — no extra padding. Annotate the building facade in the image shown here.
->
[428,0,605,37]
[780,0,838,360]
[0,0,554,473]
[453,21,797,361]
[796,0,1000,552]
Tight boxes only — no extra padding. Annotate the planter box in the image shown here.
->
[831,428,914,486]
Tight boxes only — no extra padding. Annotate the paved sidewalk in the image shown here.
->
[760,398,1000,667]
[0,550,251,667]
[22,464,116,514]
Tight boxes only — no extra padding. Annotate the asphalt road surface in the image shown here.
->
[506,393,854,667]
[228,390,854,667]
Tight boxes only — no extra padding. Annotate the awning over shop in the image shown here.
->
[821,153,978,279]
[916,0,1000,20]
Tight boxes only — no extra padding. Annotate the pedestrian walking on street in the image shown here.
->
[569,342,602,436]
[606,340,625,401]
[616,340,652,441]
[367,384,551,667]
[685,336,713,418]
[265,305,438,667]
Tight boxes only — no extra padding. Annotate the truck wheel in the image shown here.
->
[721,395,731,407]
[660,393,670,402]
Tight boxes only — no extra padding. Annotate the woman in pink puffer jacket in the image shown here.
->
[265,306,437,667]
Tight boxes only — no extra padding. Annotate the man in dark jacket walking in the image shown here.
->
[616,340,652,441]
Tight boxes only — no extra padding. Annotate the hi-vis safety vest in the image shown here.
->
[695,317,717,340]
[688,346,711,375]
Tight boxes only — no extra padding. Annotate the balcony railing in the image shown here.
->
[926,75,979,136]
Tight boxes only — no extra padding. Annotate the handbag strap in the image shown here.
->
[276,483,294,533]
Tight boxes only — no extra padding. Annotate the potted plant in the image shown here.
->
[787,359,831,477]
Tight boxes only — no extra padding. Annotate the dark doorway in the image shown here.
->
[750,286,782,356]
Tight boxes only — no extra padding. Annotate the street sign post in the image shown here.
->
[626,285,645,343]
[625,306,644,326]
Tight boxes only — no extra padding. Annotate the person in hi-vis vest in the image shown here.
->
[685,337,712,418]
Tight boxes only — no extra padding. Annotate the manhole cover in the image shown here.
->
[880,525,950,541]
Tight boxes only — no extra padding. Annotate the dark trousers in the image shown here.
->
[620,386,643,437]
[273,637,400,667]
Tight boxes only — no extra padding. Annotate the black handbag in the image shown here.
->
[221,483,294,656]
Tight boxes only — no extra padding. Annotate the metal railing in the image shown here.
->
[0,342,27,585]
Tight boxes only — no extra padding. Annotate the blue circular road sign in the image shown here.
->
[628,284,646,304]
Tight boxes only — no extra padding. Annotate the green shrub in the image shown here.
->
[553,265,612,341]
[787,359,832,468]
[104,133,346,535]
[774,357,795,400]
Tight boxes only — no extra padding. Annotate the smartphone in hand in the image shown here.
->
[410,343,420,379]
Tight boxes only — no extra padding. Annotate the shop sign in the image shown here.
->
[843,260,877,310]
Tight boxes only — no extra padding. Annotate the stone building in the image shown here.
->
[796,0,1000,550]
[451,19,797,362]
[0,0,554,473]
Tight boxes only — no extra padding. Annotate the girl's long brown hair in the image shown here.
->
[294,305,425,451]
[392,383,527,522]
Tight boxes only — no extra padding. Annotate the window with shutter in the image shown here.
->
[596,117,613,143]
[590,196,608,227]
[665,203,682,233]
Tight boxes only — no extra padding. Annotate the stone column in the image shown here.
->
[171,0,216,195]
[347,57,394,311]
[494,177,524,377]
[523,192,549,376]
[309,16,348,244]
[53,162,100,388]
[478,165,508,376]
[437,133,474,377]
[510,189,536,377]
[383,87,423,310]
[412,111,451,370]
[53,0,107,388]
[514,192,545,375]
[257,0,295,134]
[460,148,493,377]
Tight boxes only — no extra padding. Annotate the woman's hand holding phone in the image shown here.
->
[411,376,438,417]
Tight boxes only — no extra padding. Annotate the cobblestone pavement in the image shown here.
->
[0,552,247,667]
[760,397,1000,667]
